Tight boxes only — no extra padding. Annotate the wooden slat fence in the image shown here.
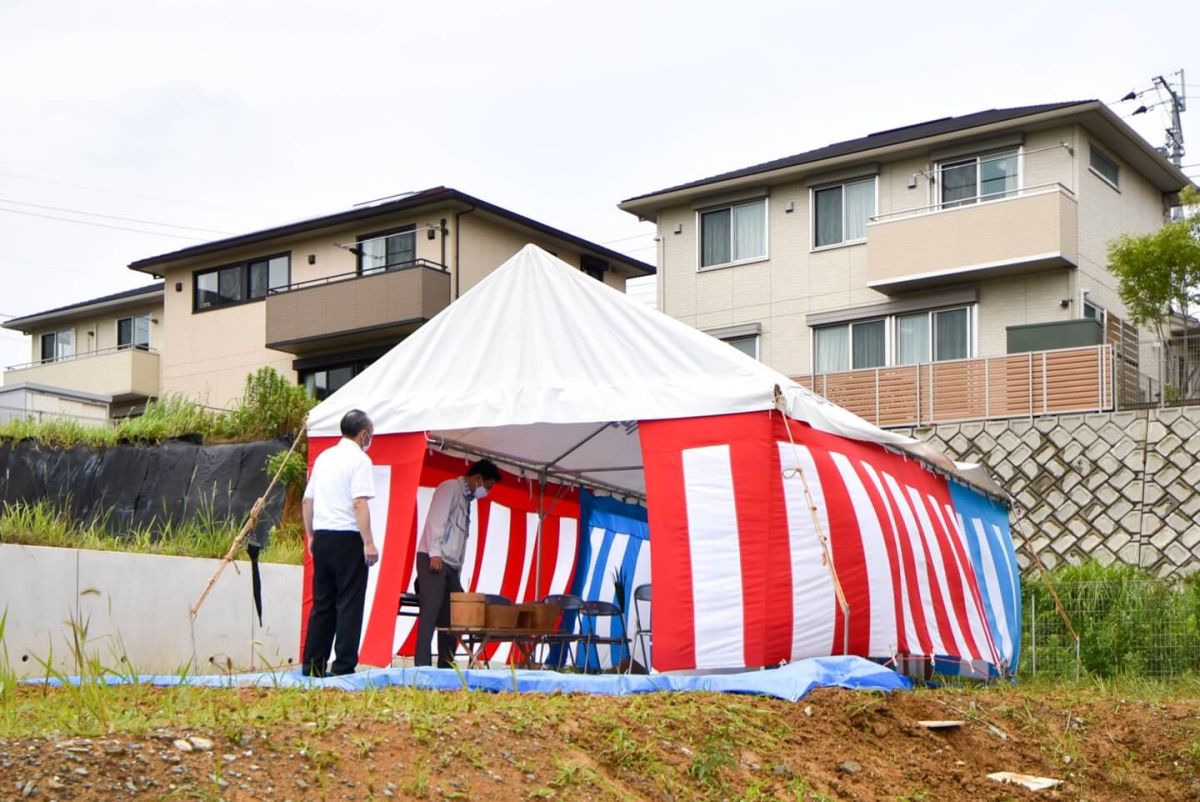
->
[796,344,1114,427]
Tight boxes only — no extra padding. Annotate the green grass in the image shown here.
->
[0,499,304,564]
[0,367,314,447]
[1022,560,1200,679]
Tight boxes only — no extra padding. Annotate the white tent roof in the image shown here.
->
[308,245,1001,498]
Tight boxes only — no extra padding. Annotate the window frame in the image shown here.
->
[1082,298,1107,328]
[933,147,1021,209]
[39,328,74,363]
[811,305,976,372]
[192,251,292,313]
[356,225,417,275]
[812,317,889,372]
[810,175,878,251]
[695,197,769,271]
[1088,144,1120,190]
[116,313,152,350]
[721,333,759,360]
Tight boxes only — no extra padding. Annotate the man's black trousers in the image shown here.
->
[415,552,463,668]
[302,530,368,676]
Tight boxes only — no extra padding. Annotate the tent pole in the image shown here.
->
[536,468,547,601]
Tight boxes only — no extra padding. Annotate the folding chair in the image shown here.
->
[631,584,652,671]
[539,593,585,670]
[579,600,629,673]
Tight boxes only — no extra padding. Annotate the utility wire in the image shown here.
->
[0,169,267,216]
[0,207,206,240]
[600,232,656,245]
[0,197,233,234]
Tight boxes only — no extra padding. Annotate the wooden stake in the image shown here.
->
[189,432,305,619]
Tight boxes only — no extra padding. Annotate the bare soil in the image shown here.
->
[2,684,1199,801]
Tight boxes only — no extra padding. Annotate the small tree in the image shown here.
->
[1108,187,1200,398]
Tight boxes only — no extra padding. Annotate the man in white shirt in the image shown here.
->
[414,459,501,667]
[301,409,379,677]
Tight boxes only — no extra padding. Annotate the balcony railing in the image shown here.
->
[5,344,154,373]
[4,345,160,401]
[796,344,1114,428]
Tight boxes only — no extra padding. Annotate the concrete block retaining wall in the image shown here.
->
[900,406,1200,577]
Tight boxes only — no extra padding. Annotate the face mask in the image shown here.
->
[473,485,489,500]
[360,434,372,453]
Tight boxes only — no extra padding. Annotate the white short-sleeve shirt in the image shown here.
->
[303,438,376,531]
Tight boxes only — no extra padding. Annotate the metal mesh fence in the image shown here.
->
[1019,577,1200,680]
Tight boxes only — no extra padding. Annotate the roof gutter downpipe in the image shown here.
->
[453,205,477,299]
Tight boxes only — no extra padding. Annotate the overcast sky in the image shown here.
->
[0,0,1196,367]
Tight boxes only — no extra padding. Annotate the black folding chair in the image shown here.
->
[579,600,629,673]
[631,584,652,671]
[539,593,585,670]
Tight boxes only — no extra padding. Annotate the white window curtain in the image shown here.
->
[133,315,151,348]
[851,320,886,369]
[701,209,731,267]
[896,313,930,365]
[815,326,849,372]
[844,179,875,241]
[732,201,766,261]
[934,308,969,361]
[268,256,290,290]
[56,329,74,359]
[814,186,843,247]
[361,239,387,273]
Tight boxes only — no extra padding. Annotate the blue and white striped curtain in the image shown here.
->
[568,491,650,671]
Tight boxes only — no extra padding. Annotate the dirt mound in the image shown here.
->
[2,684,1198,800]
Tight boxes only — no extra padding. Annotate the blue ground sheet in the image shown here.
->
[36,655,911,703]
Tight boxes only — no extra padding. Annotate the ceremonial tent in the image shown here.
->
[304,245,1020,678]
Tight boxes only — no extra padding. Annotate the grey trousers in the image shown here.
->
[414,552,463,668]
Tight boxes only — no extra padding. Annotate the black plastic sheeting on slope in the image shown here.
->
[0,438,289,547]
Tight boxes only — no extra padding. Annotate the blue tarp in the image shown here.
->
[34,655,911,703]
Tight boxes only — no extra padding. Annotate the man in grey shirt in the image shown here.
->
[414,459,501,667]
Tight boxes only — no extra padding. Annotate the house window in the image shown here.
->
[817,306,974,371]
[39,329,74,363]
[1083,299,1106,327]
[194,253,291,311]
[1089,146,1120,189]
[937,148,1018,208]
[814,320,885,372]
[358,226,416,274]
[581,255,608,281]
[722,334,759,360]
[299,361,372,401]
[813,177,876,248]
[117,314,151,350]
[699,199,766,268]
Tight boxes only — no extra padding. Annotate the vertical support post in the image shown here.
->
[1028,352,1034,419]
[930,363,936,423]
[984,357,990,418]
[915,364,921,427]
[874,368,880,424]
[1030,592,1037,677]
[1041,351,1048,414]
[535,469,547,602]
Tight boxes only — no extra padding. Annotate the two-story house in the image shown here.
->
[4,187,654,415]
[1,283,164,422]
[619,100,1192,425]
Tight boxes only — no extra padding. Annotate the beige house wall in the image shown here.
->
[19,302,163,364]
[1072,123,1167,323]
[152,206,629,408]
[655,122,1166,377]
